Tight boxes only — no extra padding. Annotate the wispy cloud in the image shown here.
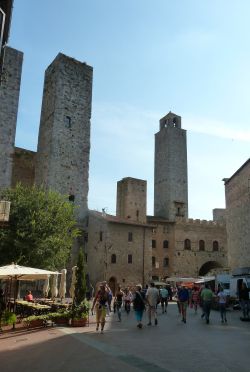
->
[184,115,250,142]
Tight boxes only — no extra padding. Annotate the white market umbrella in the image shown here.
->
[69,266,77,302]
[59,269,67,300]
[0,263,59,281]
[43,276,50,298]
[51,274,58,299]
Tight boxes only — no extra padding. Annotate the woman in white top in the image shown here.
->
[217,287,227,323]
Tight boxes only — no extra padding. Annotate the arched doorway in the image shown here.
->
[108,276,117,295]
[199,261,223,276]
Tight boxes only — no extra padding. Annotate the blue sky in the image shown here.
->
[10,0,250,219]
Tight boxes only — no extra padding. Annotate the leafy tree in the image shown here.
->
[0,184,80,270]
[74,248,86,305]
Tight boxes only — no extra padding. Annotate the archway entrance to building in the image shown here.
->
[198,261,223,276]
[108,276,117,295]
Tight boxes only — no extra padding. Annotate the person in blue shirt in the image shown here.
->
[178,285,189,323]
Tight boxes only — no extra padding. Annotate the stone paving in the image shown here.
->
[0,303,250,372]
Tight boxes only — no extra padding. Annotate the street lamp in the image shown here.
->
[0,200,11,225]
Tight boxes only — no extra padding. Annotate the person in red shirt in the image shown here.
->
[25,290,33,302]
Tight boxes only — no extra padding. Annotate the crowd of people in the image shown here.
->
[90,280,250,333]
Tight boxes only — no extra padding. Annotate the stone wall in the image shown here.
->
[0,46,23,190]
[87,211,153,290]
[148,216,227,279]
[11,147,36,187]
[225,159,250,269]
[35,53,93,222]
[174,218,227,276]
[154,112,188,220]
[116,177,147,223]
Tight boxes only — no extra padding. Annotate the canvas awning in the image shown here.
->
[0,263,59,281]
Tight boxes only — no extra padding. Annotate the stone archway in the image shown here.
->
[108,276,117,295]
[198,261,223,276]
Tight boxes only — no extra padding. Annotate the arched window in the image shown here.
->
[152,256,156,267]
[163,240,169,249]
[163,257,169,267]
[111,254,116,264]
[199,240,205,251]
[213,241,219,251]
[184,239,191,250]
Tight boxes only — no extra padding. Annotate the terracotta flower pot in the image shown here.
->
[28,319,44,328]
[71,318,87,327]
[54,318,69,325]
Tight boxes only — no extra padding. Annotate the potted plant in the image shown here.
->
[50,311,70,325]
[70,247,90,327]
[1,310,17,327]
[24,314,48,328]
[70,299,90,326]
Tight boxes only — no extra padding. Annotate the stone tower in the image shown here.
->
[0,46,23,190]
[35,53,93,221]
[116,177,147,223]
[154,112,188,220]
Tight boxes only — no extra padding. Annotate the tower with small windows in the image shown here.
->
[116,177,147,223]
[154,112,188,220]
[35,53,93,221]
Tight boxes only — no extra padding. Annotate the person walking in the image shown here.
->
[146,282,160,326]
[178,285,189,323]
[114,286,124,322]
[91,283,109,333]
[191,287,200,314]
[160,286,169,314]
[124,287,133,314]
[239,282,250,320]
[132,284,146,329]
[200,284,214,324]
[217,287,228,323]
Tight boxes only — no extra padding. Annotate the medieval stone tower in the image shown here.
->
[116,177,147,223]
[35,53,93,221]
[154,112,188,220]
[0,46,23,190]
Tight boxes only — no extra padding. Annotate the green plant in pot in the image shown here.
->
[71,247,90,326]
[1,310,17,326]
[50,311,70,325]
[24,314,48,328]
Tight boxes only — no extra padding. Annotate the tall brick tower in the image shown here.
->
[0,46,23,190]
[35,53,93,221]
[154,112,188,220]
[116,177,147,223]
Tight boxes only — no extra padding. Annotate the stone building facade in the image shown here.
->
[224,159,250,270]
[87,210,153,293]
[0,46,23,190]
[35,53,93,221]
[11,147,35,187]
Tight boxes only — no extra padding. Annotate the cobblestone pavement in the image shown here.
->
[1,303,250,372]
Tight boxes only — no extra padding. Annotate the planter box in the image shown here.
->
[71,318,87,327]
[54,318,69,325]
[27,319,45,328]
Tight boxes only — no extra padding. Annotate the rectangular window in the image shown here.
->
[128,254,132,264]
[128,232,133,242]
[152,239,156,248]
[99,231,103,241]
[65,115,72,128]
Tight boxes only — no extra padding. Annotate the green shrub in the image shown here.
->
[2,311,17,325]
